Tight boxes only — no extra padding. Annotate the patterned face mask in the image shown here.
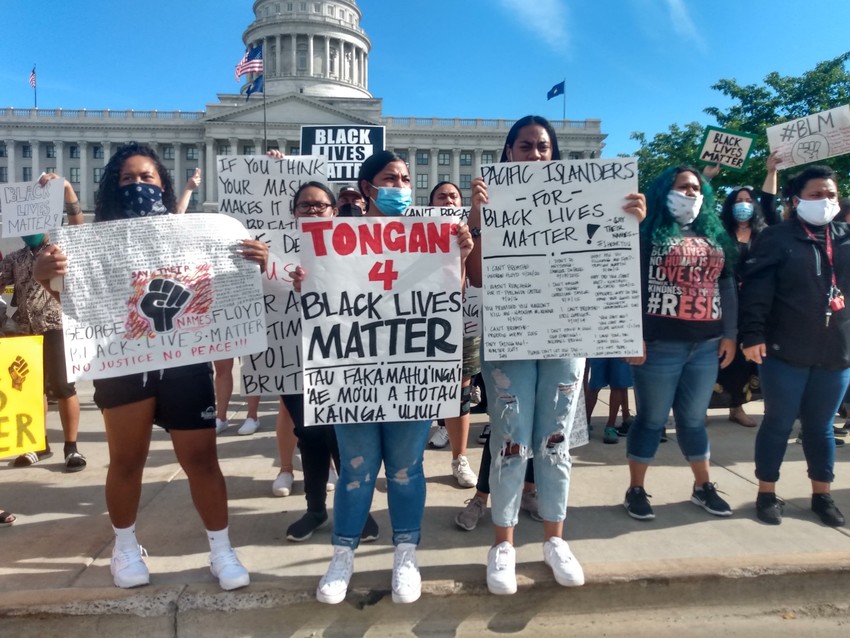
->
[119,183,168,217]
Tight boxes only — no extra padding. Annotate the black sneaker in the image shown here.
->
[286,511,329,542]
[477,424,491,444]
[756,492,784,525]
[691,482,732,516]
[812,493,845,527]
[659,428,668,443]
[834,424,849,437]
[616,418,633,437]
[624,486,655,520]
[361,513,380,542]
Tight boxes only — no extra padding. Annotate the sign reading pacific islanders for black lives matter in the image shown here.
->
[300,217,463,425]
[217,154,326,395]
[54,215,266,381]
[300,125,385,182]
[0,179,64,238]
[481,158,642,360]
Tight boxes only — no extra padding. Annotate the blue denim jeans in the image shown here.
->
[755,356,850,484]
[627,339,720,464]
[331,420,430,549]
[480,357,584,527]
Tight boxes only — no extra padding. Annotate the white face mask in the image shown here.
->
[796,197,840,226]
[667,189,703,225]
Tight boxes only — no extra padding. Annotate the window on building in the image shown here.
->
[69,167,80,183]
[287,2,293,10]
[167,169,175,182]
[569,152,582,159]
[416,196,428,206]
[46,144,56,159]
[395,150,408,162]
[0,167,6,182]
[314,2,321,12]
[438,173,450,183]
[438,151,451,166]
[93,167,105,184]
[162,145,175,160]
[297,43,308,71]
[22,144,32,158]
[300,2,307,10]
[218,143,231,155]
[460,152,472,166]
[289,146,300,155]
[93,145,104,159]
[416,174,429,189]
[481,151,496,164]
[416,151,429,166]
[327,5,333,14]
[69,144,80,159]
[186,146,199,160]
[459,174,472,190]
[45,166,55,174]
[22,167,32,181]
[186,168,197,182]
[0,144,6,158]
[243,145,256,155]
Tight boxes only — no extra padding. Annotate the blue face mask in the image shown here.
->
[22,234,45,249]
[371,185,412,216]
[732,202,754,222]
[119,183,168,218]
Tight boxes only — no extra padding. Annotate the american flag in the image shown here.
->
[28,66,36,88]
[235,46,263,81]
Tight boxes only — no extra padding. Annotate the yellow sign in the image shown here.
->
[0,335,45,459]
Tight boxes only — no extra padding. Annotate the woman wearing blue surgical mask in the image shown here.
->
[357,150,413,216]
[624,166,737,523]
[741,164,850,528]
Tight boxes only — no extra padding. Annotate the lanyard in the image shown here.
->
[800,221,837,290]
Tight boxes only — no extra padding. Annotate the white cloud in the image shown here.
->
[496,0,569,51]
[663,0,707,51]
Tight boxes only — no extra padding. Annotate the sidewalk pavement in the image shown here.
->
[2,383,850,624]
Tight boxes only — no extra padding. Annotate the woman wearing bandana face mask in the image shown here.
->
[623,166,737,523]
[740,164,850,528]
[33,142,268,592]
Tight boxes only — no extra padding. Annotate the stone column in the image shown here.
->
[31,142,40,178]
[291,35,297,75]
[473,149,482,182]
[408,147,417,201]
[174,142,184,191]
[229,137,239,156]
[451,148,460,187]
[6,141,16,182]
[204,140,216,205]
[430,147,439,191]
[308,35,314,76]
[324,37,330,79]
[255,138,264,155]
[79,141,90,210]
[55,141,64,181]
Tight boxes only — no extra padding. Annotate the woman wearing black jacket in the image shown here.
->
[740,164,850,527]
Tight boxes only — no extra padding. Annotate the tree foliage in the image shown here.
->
[628,51,850,195]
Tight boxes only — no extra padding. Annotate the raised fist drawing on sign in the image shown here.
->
[138,279,192,333]
[8,355,29,391]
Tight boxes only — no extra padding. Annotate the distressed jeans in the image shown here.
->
[331,420,430,549]
[480,357,585,527]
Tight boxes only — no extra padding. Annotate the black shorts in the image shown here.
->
[42,329,76,399]
[93,363,216,431]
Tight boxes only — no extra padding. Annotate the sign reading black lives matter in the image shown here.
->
[0,179,64,237]
[480,158,642,360]
[217,154,327,396]
[54,215,267,381]
[767,105,850,167]
[300,125,385,182]
[696,126,756,172]
[300,217,463,426]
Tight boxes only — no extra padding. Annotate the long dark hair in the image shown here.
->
[720,186,767,238]
[500,115,561,162]
[357,150,407,212]
[94,142,176,222]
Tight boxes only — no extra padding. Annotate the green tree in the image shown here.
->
[627,122,705,192]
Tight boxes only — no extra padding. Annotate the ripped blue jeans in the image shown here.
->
[331,420,430,549]
[481,357,585,527]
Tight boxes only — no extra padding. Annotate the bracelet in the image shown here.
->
[470,226,481,239]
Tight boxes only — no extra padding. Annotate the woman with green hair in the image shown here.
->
[623,165,737,521]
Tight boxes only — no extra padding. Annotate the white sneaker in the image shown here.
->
[272,471,294,497]
[428,426,450,449]
[237,417,259,436]
[316,546,354,604]
[451,455,478,488]
[111,544,150,589]
[327,465,338,492]
[543,537,584,587]
[215,418,229,435]
[210,547,250,590]
[486,541,517,595]
[392,543,421,603]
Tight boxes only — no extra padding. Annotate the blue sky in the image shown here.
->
[2,0,850,157]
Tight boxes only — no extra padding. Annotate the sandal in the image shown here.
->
[64,451,87,473]
[13,448,53,467]
[0,510,15,527]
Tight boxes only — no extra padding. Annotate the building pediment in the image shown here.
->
[203,93,380,126]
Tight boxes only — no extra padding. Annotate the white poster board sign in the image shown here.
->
[480,158,642,360]
[0,179,64,237]
[217,155,327,395]
[300,217,463,425]
[767,105,850,167]
[54,214,266,381]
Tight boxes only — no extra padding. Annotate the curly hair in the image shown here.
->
[642,165,735,272]
[95,142,176,222]
[720,187,767,238]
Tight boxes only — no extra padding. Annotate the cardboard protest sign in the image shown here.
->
[0,179,64,238]
[53,214,266,381]
[0,335,45,459]
[480,158,642,360]
[300,126,385,182]
[696,126,756,172]
[217,155,327,395]
[300,217,463,425]
[767,105,850,167]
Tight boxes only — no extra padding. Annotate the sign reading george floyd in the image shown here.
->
[696,126,756,172]
[300,125,385,182]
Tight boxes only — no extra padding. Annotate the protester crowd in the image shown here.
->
[4,113,850,606]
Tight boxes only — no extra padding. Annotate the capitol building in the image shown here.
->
[0,0,605,212]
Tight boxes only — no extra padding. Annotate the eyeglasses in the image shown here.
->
[295,201,332,213]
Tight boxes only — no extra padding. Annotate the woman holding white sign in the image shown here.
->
[293,151,473,605]
[466,115,647,595]
[33,142,269,592]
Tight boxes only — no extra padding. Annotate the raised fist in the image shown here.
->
[139,279,192,333]
[8,355,29,391]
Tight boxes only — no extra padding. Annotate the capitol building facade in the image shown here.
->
[0,0,605,212]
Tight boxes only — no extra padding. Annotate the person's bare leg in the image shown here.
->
[446,378,472,459]
[57,394,81,443]
[213,359,234,422]
[171,428,228,530]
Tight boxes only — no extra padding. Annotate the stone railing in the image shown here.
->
[0,108,205,120]
[382,117,601,132]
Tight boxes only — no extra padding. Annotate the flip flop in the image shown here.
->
[0,511,16,527]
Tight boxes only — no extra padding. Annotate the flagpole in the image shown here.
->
[33,64,37,109]
[262,56,267,152]
[562,77,565,122]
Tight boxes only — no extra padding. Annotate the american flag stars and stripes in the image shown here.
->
[235,46,263,81]
[29,67,36,88]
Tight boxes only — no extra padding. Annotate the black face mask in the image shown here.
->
[338,203,364,217]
